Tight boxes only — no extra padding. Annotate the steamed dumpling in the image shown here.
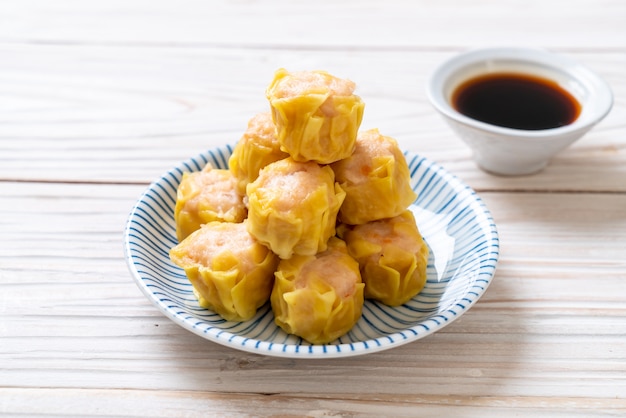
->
[331,129,417,225]
[338,210,429,306]
[246,157,345,259]
[174,165,247,241]
[169,220,279,321]
[266,68,365,164]
[271,237,364,344]
[228,112,289,195]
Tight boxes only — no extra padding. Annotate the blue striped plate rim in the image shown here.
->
[123,144,499,358]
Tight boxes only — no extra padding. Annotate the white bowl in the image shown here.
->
[427,47,613,176]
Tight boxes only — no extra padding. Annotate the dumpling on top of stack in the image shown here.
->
[266,68,365,165]
[170,68,429,344]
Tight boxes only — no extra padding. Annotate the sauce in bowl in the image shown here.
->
[451,72,581,130]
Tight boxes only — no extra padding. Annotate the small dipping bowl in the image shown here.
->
[427,47,613,175]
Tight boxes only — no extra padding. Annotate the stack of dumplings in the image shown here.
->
[169,69,429,344]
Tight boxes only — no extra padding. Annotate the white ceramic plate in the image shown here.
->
[124,145,499,358]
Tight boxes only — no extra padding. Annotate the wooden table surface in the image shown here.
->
[2,1,625,417]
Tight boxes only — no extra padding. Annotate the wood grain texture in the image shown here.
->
[1,1,625,416]
[1,0,625,49]
[1,183,625,416]
[2,389,626,418]
[0,44,623,191]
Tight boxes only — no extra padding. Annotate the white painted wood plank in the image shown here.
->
[1,0,625,49]
[0,45,623,191]
[1,388,625,417]
[1,183,624,410]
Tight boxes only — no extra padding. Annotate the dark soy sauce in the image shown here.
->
[452,72,581,130]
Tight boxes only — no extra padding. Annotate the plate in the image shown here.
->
[124,145,499,358]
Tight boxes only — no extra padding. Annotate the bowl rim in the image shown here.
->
[426,47,614,139]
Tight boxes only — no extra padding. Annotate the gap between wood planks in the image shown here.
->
[0,178,149,186]
[1,177,625,196]
[1,39,625,54]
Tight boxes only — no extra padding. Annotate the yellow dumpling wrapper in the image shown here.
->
[271,237,365,344]
[174,165,247,242]
[169,221,279,321]
[266,68,365,164]
[331,129,417,225]
[246,158,345,259]
[338,210,429,306]
[228,112,289,195]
